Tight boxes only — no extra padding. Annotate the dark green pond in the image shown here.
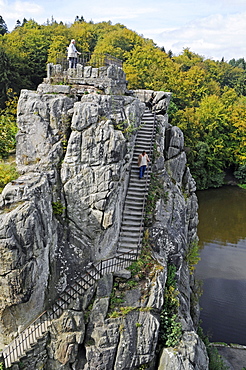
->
[195,186,246,345]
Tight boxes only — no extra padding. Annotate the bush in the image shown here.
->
[234,163,246,184]
[159,264,182,347]
[0,160,19,193]
[52,201,65,215]
[185,240,201,274]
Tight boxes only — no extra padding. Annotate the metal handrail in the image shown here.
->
[1,310,51,368]
[1,107,156,369]
[56,52,123,69]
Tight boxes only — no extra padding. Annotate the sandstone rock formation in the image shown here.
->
[0,82,208,369]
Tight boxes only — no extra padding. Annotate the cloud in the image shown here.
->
[1,0,246,61]
[0,0,43,28]
[88,5,156,22]
[149,12,246,60]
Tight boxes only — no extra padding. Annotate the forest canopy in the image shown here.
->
[0,16,245,189]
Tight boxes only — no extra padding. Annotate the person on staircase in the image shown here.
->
[138,151,150,179]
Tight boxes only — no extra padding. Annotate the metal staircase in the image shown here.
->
[1,108,156,368]
[117,108,156,256]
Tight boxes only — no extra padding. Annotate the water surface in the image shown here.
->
[195,186,246,345]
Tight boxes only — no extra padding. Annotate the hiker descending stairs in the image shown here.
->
[1,107,156,369]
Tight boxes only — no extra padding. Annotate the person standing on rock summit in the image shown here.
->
[138,151,150,179]
[67,39,81,69]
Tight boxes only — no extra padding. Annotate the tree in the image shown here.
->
[91,26,143,61]
[0,47,11,107]
[14,20,21,29]
[22,18,28,26]
[75,16,85,23]
[124,39,174,89]
[229,58,246,70]
[0,89,18,158]
[0,15,8,35]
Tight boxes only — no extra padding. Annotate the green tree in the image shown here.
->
[0,46,11,107]
[0,15,8,35]
[91,25,143,61]
[229,57,246,70]
[124,39,174,89]
[0,89,18,158]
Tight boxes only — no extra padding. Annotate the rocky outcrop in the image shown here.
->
[0,88,144,348]
[0,84,208,369]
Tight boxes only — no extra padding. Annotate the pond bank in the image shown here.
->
[214,343,246,370]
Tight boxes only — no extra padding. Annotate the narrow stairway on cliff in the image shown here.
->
[117,107,156,257]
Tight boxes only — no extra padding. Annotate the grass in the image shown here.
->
[109,306,136,318]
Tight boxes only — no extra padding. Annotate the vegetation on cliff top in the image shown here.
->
[0,16,245,189]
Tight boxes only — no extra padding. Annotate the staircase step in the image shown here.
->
[128,181,149,188]
[135,134,153,139]
[119,234,142,242]
[125,198,144,205]
[124,195,148,203]
[123,207,144,215]
[117,248,139,255]
[124,206,143,213]
[121,221,144,229]
[120,228,143,235]
[126,190,146,196]
[122,215,144,222]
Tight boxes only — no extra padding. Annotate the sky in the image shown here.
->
[1,0,246,61]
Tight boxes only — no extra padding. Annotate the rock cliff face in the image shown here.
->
[0,83,208,369]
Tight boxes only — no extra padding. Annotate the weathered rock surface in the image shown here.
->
[0,89,144,348]
[0,84,208,369]
[0,172,56,345]
[158,331,208,370]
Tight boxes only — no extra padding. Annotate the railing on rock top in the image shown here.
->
[56,52,123,69]
[1,108,156,369]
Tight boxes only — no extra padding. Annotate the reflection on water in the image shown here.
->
[195,186,246,345]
